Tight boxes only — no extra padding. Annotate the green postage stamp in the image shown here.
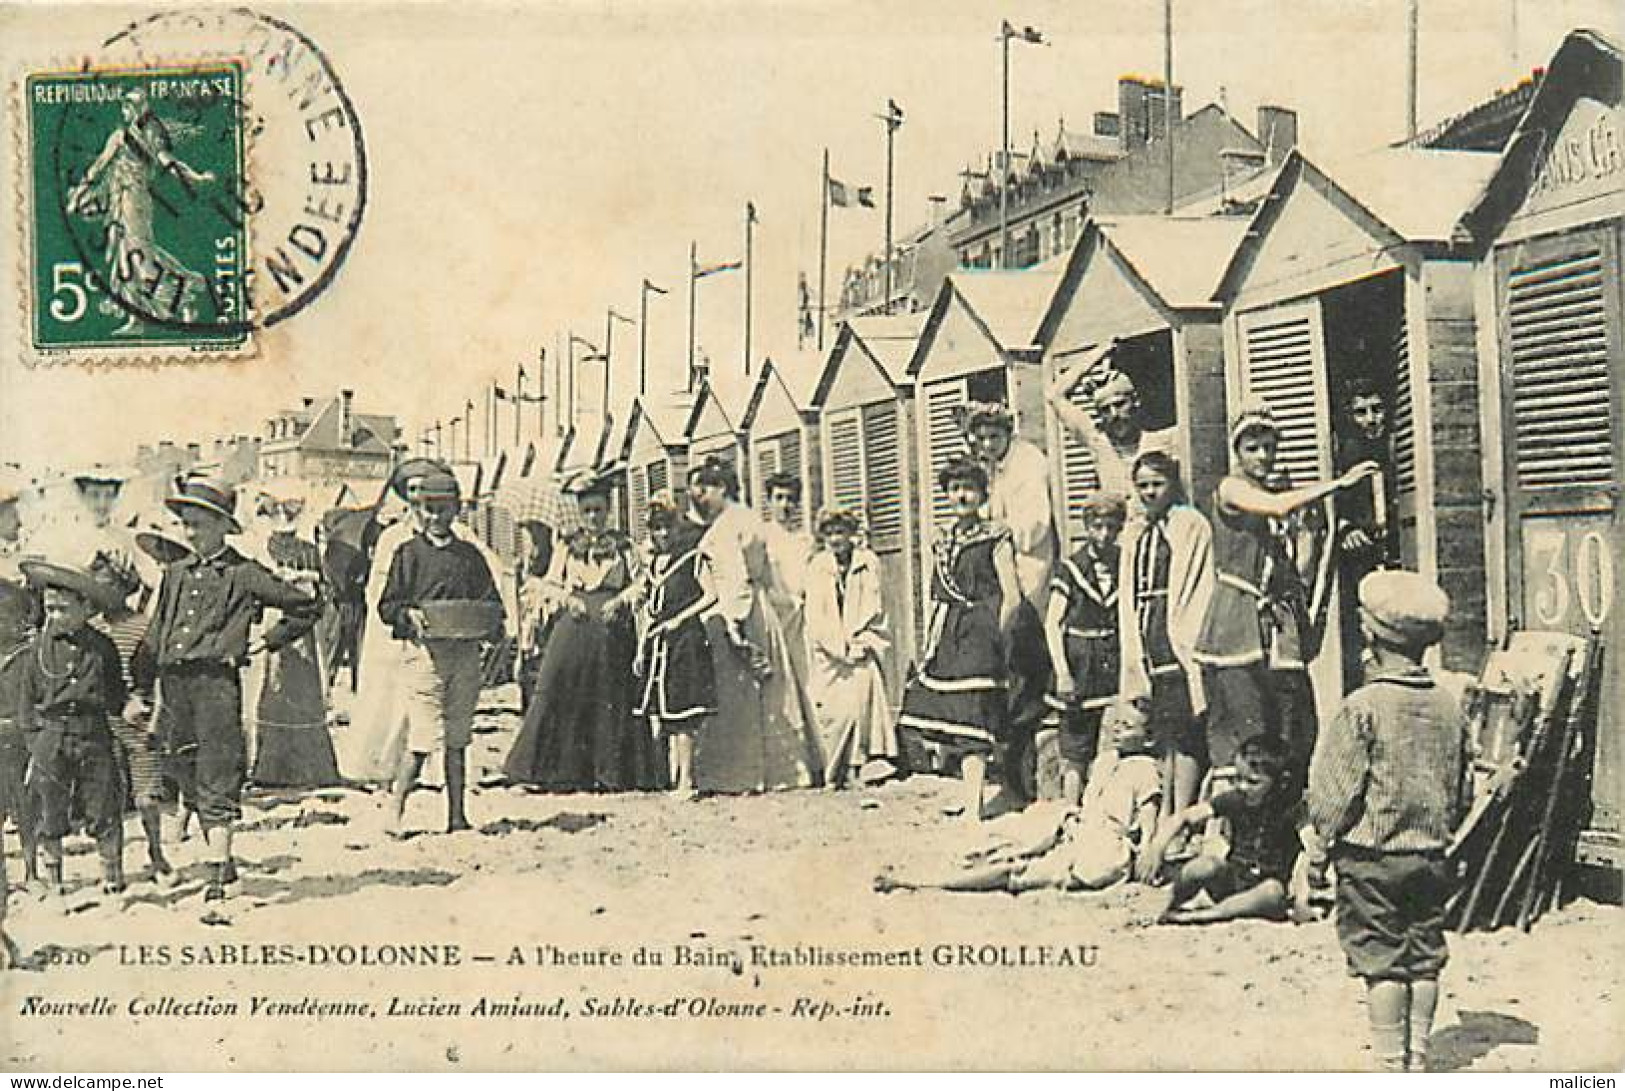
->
[23,63,250,357]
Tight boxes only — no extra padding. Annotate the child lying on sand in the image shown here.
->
[876,703,1161,895]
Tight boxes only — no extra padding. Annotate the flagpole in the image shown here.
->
[1406,0,1419,141]
[639,282,650,397]
[553,333,563,437]
[514,361,523,449]
[1000,25,1010,269]
[464,399,473,461]
[687,240,698,391]
[881,103,901,315]
[744,202,755,377]
[1164,0,1175,214]
[818,147,829,351]
[567,330,576,428]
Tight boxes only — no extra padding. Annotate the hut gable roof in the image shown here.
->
[1458,28,1624,245]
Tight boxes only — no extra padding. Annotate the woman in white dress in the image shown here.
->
[803,507,896,787]
[686,457,820,793]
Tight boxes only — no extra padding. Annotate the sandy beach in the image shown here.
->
[3,687,1621,1072]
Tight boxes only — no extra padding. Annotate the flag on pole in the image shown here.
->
[827,177,876,208]
[885,98,905,125]
[1002,20,1045,43]
[494,386,510,401]
[747,201,758,224]
[643,278,668,295]
[695,259,743,279]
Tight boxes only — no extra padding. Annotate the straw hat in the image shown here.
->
[165,476,242,533]
[19,559,125,613]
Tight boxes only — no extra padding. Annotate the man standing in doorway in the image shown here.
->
[1047,341,1177,512]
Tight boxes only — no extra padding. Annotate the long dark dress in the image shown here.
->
[897,521,1013,757]
[252,530,340,787]
[503,529,655,791]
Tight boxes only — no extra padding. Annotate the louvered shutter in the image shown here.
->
[1239,304,1331,487]
[862,402,902,552]
[826,411,865,512]
[1389,324,1417,497]
[628,465,650,541]
[922,379,970,529]
[1507,247,1614,490]
[1056,346,1104,547]
[647,459,668,499]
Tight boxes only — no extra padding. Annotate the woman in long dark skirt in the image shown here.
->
[503,476,652,792]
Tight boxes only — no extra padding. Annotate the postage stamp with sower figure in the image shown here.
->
[26,64,250,354]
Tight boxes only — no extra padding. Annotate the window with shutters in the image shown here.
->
[923,379,970,530]
[862,402,903,551]
[1389,324,1417,497]
[826,410,865,513]
[647,459,669,499]
[1506,246,1615,491]
[1240,307,1329,488]
[628,465,650,541]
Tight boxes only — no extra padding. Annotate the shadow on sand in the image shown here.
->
[1427,1010,1540,1071]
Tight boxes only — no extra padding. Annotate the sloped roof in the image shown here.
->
[1095,216,1249,309]
[1459,28,1623,244]
[948,260,1067,351]
[1055,122,1122,163]
[1216,145,1498,298]
[741,357,817,432]
[846,312,926,384]
[296,396,396,456]
[683,380,739,439]
[1319,145,1498,243]
[620,392,693,457]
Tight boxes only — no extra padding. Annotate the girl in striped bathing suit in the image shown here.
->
[1042,492,1125,806]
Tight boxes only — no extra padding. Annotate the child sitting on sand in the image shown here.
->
[875,702,1161,895]
[1138,733,1309,924]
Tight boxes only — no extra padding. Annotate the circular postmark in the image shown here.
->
[39,7,366,340]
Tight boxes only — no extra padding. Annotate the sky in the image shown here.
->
[1,0,1619,476]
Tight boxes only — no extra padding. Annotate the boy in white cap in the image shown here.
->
[1307,570,1467,1072]
[136,477,322,903]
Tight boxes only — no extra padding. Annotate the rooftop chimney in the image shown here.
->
[1118,76,1183,151]
[1256,105,1298,164]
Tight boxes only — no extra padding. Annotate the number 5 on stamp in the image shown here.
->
[24,63,249,356]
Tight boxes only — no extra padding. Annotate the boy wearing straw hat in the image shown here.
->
[136,477,322,903]
[16,559,129,900]
[1307,570,1467,1072]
